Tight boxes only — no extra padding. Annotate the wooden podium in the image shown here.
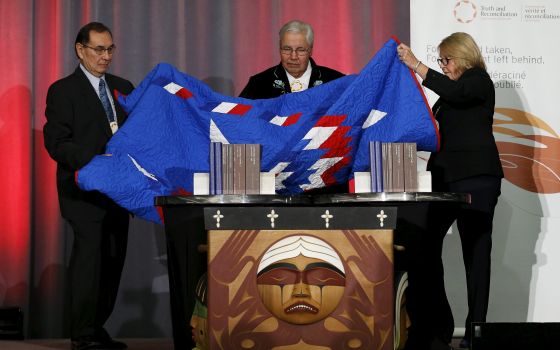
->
[204,206,396,349]
[155,192,469,350]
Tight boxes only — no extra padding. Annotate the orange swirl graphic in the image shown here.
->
[494,108,560,194]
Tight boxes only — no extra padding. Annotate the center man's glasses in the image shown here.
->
[280,47,310,56]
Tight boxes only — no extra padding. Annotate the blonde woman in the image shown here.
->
[398,33,503,350]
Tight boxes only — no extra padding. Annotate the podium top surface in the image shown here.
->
[154,192,470,207]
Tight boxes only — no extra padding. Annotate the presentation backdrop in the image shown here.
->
[0,0,410,339]
[410,0,560,326]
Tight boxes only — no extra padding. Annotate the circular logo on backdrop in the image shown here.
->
[454,0,477,23]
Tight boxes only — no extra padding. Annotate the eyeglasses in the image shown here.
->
[437,57,454,66]
[82,44,116,55]
[280,46,310,56]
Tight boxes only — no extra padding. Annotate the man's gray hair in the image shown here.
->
[279,20,314,47]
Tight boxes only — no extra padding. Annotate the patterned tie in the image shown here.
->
[99,78,115,122]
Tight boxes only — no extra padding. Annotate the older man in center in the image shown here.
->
[239,20,344,99]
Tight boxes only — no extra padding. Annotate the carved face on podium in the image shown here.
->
[190,300,208,350]
[256,235,346,324]
[190,273,209,350]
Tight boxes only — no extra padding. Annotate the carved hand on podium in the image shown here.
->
[342,229,393,317]
[210,229,259,285]
[343,229,392,282]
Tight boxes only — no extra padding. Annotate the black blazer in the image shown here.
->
[423,67,503,183]
[44,66,134,220]
[239,58,344,99]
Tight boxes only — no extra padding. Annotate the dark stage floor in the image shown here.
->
[0,338,469,349]
[0,338,174,350]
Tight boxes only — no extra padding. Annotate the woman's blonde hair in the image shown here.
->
[439,32,486,73]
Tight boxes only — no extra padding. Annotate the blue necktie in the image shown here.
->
[99,78,115,122]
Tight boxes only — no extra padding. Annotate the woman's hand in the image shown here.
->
[397,43,417,69]
[397,43,427,78]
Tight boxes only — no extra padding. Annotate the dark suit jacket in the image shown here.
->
[423,67,503,183]
[44,66,134,221]
[239,58,344,99]
[239,58,346,194]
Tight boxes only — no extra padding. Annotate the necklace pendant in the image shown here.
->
[290,80,303,92]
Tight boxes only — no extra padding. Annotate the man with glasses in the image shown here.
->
[239,20,344,99]
[44,22,134,350]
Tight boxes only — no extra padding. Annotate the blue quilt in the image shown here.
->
[77,38,438,223]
